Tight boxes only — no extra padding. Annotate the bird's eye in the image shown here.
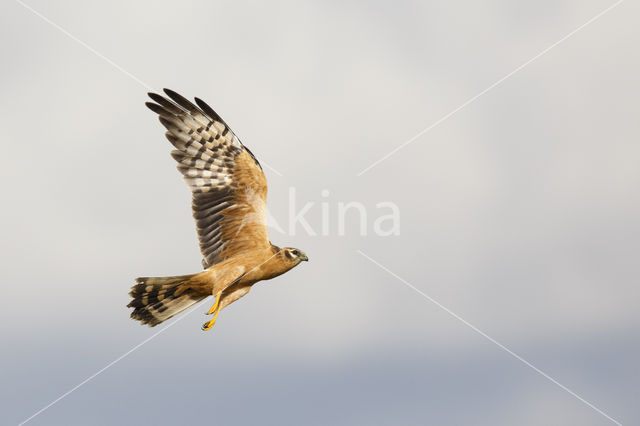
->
[293,250,299,256]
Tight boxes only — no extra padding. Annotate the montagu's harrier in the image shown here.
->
[128,89,308,331]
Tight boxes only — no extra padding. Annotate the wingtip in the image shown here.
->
[163,88,178,97]
[147,92,162,104]
[163,88,200,112]
[158,116,173,129]
[194,97,223,122]
[145,101,161,113]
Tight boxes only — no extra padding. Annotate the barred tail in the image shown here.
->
[128,274,206,327]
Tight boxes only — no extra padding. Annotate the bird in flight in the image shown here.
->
[128,89,308,331]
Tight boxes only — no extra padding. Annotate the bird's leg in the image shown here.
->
[202,293,222,331]
[202,308,221,331]
[206,293,221,315]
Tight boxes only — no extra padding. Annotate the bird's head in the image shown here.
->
[282,247,309,265]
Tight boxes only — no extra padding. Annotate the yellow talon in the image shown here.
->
[207,293,221,315]
[202,309,220,331]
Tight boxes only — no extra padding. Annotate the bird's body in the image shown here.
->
[128,89,307,330]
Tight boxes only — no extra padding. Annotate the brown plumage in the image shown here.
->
[128,89,308,331]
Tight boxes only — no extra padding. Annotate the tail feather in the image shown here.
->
[128,274,206,327]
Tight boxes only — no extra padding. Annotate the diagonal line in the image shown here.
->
[262,162,284,177]
[18,252,281,425]
[15,0,153,90]
[357,0,624,176]
[357,250,623,426]
[14,0,286,178]
[16,303,203,426]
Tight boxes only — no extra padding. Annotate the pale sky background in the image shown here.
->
[1,0,639,425]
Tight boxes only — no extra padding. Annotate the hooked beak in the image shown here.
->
[301,253,309,262]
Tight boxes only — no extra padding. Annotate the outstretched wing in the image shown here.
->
[146,89,270,268]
